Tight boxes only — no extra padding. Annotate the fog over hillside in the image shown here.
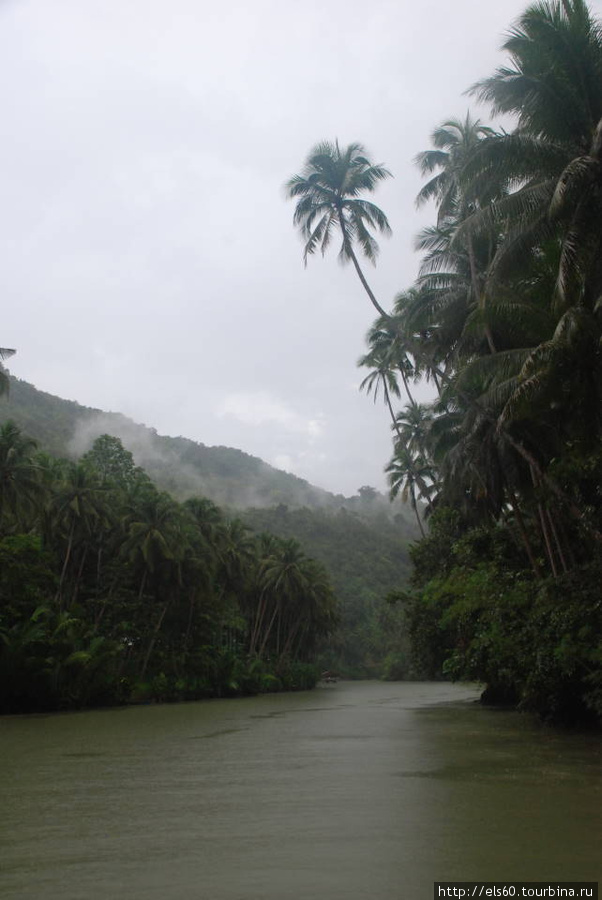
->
[2,376,418,526]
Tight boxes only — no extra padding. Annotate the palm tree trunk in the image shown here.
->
[139,599,170,680]
[508,488,542,580]
[249,588,268,656]
[384,383,399,434]
[545,506,569,575]
[258,599,280,659]
[279,615,304,663]
[339,221,391,320]
[538,503,558,577]
[410,483,426,538]
[71,545,89,609]
[467,232,496,354]
[56,521,76,609]
[397,364,416,406]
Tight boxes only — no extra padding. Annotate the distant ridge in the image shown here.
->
[2,377,416,529]
[1,377,343,509]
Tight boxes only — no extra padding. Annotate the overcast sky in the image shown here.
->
[3,0,600,496]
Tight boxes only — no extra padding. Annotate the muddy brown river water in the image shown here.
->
[1,681,600,899]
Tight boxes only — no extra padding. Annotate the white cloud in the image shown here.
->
[217,391,323,438]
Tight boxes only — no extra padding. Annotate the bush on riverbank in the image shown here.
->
[401,509,602,725]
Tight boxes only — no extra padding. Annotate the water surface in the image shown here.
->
[1,681,600,899]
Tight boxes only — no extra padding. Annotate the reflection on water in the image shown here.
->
[1,682,600,900]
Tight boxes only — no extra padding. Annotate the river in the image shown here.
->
[1,681,600,899]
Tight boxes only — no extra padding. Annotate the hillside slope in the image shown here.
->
[2,376,418,528]
[2,377,342,509]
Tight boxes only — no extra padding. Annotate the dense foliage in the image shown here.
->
[0,427,339,712]
[289,0,602,723]
[382,0,602,723]
[242,500,414,677]
[1,377,419,683]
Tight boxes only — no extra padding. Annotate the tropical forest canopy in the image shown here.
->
[286,0,602,724]
[0,379,417,711]
[0,423,343,712]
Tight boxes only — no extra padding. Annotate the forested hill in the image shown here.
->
[1,376,418,529]
[1,377,328,508]
[2,376,418,676]
[0,377,408,522]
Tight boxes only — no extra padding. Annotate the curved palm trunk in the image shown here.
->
[339,219,391,321]
[249,588,268,656]
[139,598,170,680]
[257,598,280,659]
[384,383,399,434]
[409,482,426,538]
[56,520,76,609]
[396,361,416,406]
[71,545,89,609]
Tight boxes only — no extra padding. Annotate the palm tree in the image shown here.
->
[121,489,186,677]
[360,316,417,407]
[393,403,435,461]
[415,114,496,220]
[286,140,393,319]
[386,446,434,538]
[415,116,502,355]
[358,336,403,430]
[121,489,181,603]
[49,462,109,607]
[0,420,44,530]
[256,538,310,659]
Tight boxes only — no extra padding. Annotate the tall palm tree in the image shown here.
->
[50,462,109,607]
[257,538,310,659]
[415,116,502,354]
[386,446,434,538]
[360,316,417,407]
[286,140,393,319]
[358,337,402,430]
[393,403,435,461]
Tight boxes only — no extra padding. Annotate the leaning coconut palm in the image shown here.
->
[285,140,392,319]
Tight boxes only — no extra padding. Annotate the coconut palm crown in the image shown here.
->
[286,140,392,319]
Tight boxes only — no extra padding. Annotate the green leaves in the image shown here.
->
[286,140,392,318]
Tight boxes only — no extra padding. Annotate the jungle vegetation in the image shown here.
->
[0,427,340,712]
[1,377,418,685]
[289,0,602,723]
